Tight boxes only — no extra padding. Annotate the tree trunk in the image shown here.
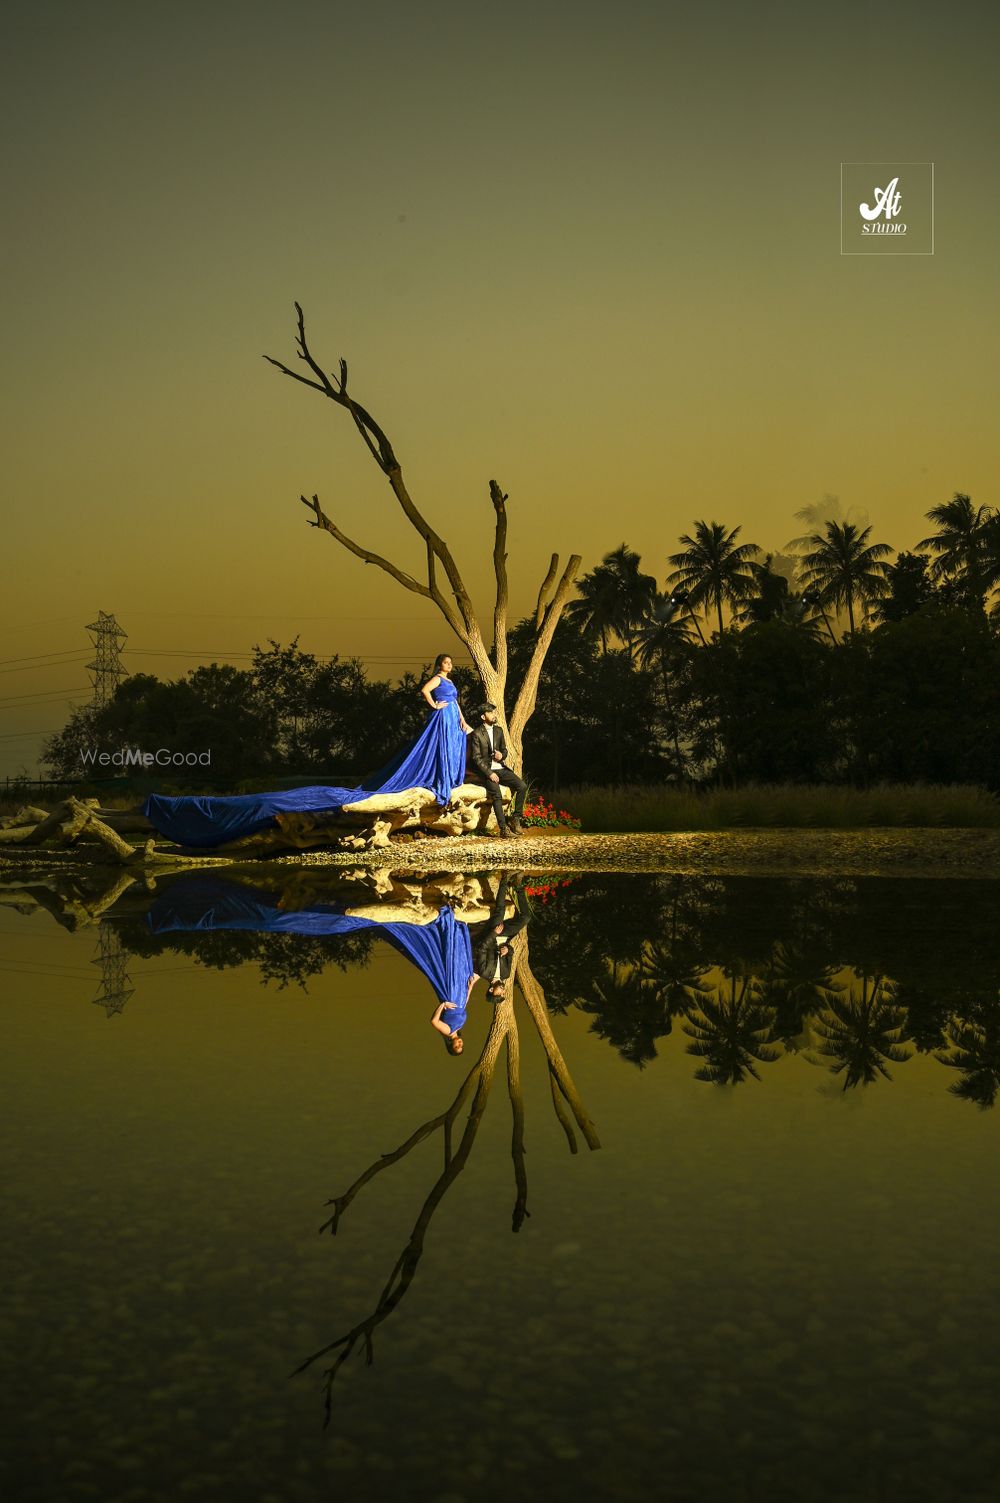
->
[265,309,581,778]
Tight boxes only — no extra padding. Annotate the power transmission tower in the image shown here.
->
[90,923,135,1018]
[85,610,128,707]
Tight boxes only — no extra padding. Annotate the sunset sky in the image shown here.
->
[2,0,998,773]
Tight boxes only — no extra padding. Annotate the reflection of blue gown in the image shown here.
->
[144,874,474,1022]
[140,678,467,849]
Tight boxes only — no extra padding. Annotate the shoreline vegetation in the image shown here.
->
[561,782,1000,831]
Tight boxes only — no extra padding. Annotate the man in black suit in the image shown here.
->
[469,875,529,997]
[468,703,528,837]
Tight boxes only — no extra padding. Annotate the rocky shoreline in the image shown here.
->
[4,827,1000,882]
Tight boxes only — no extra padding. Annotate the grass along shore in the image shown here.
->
[556,783,1000,831]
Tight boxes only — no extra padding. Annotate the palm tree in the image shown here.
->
[756,940,843,1050]
[564,563,619,654]
[980,512,1000,618]
[634,592,694,771]
[580,957,670,1067]
[917,493,996,605]
[566,544,657,655]
[806,974,911,1089]
[734,554,825,632]
[936,1013,1000,1110]
[682,974,781,1086]
[797,521,893,635]
[638,937,713,1019]
[666,520,761,638]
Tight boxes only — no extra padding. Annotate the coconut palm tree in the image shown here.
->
[797,521,893,635]
[564,562,619,654]
[936,1012,1000,1110]
[806,974,911,1089]
[756,940,843,1051]
[734,554,825,632]
[682,973,781,1086]
[638,937,713,1020]
[566,544,657,655]
[666,521,762,638]
[580,957,670,1067]
[980,512,1000,618]
[917,493,996,605]
[634,592,694,770]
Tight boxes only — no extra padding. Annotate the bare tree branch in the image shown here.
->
[509,555,583,749]
[266,304,582,768]
[317,1064,483,1236]
[548,1064,579,1154]
[534,553,560,629]
[505,1015,530,1231]
[515,935,601,1150]
[490,479,509,683]
[293,996,512,1425]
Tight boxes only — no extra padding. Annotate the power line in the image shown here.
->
[0,687,90,706]
[0,651,91,673]
[117,612,449,622]
[0,717,89,737]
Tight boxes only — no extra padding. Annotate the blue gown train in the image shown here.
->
[140,677,467,849]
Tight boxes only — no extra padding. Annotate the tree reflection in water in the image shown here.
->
[290,930,600,1424]
[806,973,912,1089]
[682,973,782,1086]
[936,1007,1000,1110]
[4,862,1000,1112]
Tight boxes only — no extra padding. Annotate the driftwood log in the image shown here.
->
[0,864,517,932]
[0,783,512,865]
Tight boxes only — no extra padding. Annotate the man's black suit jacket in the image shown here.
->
[469,876,529,980]
[468,720,510,783]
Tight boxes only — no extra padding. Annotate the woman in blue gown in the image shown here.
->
[140,653,473,849]
[144,871,478,1054]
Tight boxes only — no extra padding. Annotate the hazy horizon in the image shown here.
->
[2,0,998,774]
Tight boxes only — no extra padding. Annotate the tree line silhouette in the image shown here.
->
[41,493,1000,790]
[117,870,1000,1108]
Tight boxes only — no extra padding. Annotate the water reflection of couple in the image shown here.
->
[140,653,528,848]
[145,871,528,1056]
[435,876,529,1053]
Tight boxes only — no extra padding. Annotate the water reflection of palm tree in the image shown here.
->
[936,1011,1000,1110]
[639,938,712,1016]
[757,940,843,1051]
[581,958,670,1067]
[807,974,911,1089]
[682,974,781,1086]
[293,932,600,1424]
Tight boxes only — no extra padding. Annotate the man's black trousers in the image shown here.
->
[484,768,527,828]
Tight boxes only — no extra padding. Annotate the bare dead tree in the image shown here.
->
[292,933,599,1425]
[264,304,582,767]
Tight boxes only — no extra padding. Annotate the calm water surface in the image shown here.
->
[2,866,999,1502]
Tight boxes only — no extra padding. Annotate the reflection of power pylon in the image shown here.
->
[91,923,134,1018]
[85,610,128,707]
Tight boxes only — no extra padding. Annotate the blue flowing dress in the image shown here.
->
[140,676,468,849]
[145,873,474,1023]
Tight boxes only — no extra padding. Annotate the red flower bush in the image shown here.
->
[520,796,582,830]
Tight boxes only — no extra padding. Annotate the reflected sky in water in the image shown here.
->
[2,867,999,1502]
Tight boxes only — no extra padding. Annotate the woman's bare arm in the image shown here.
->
[420,674,443,710]
[430,1000,457,1035]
